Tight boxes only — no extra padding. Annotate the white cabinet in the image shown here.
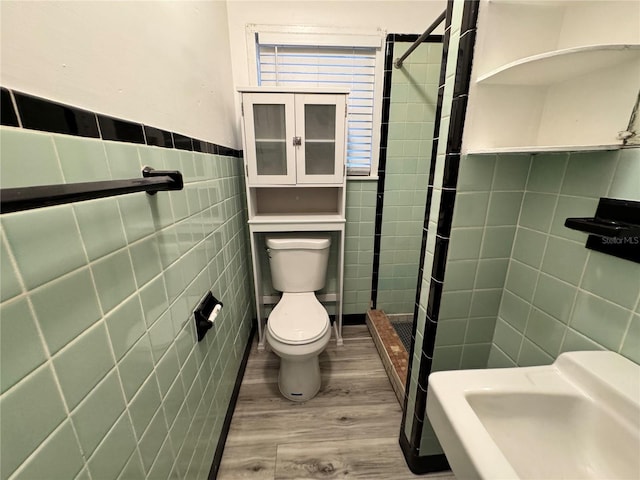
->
[238,87,349,349]
[463,0,640,153]
[241,89,347,185]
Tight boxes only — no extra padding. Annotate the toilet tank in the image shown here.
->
[266,236,331,292]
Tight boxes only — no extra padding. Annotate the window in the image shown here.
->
[247,26,385,177]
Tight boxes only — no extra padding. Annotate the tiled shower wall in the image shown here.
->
[344,180,376,315]
[432,153,530,372]
[378,42,442,314]
[489,148,640,367]
[0,127,253,480]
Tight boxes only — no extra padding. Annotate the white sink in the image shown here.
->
[427,351,640,480]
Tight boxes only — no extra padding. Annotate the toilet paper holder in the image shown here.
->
[193,291,223,341]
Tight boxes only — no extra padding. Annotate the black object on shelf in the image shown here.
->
[194,291,223,342]
[0,166,183,214]
[565,198,640,263]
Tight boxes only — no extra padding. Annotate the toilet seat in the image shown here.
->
[267,292,330,345]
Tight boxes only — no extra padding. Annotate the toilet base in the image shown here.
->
[266,325,331,402]
[278,356,321,402]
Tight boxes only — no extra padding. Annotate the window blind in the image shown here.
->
[257,44,376,175]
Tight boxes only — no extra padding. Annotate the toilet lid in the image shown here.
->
[268,293,330,345]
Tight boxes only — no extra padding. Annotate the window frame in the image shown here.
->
[246,23,386,180]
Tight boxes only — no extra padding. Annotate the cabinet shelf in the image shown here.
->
[477,44,640,86]
[467,144,621,155]
[306,139,337,143]
[248,213,346,224]
[255,139,286,143]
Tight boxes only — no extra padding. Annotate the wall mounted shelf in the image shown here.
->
[248,214,346,225]
[476,44,640,85]
[487,0,585,5]
[463,0,640,154]
[466,144,621,155]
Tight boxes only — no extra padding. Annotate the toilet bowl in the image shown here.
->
[266,292,331,401]
[264,235,332,402]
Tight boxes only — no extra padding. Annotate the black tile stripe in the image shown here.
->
[432,236,449,282]
[218,146,236,157]
[170,132,193,151]
[401,0,480,473]
[98,115,145,144]
[1,87,242,158]
[446,95,469,154]
[436,189,456,237]
[370,36,395,309]
[15,92,99,138]
[461,0,481,34]
[393,34,444,44]
[442,153,461,189]
[426,280,443,321]
[453,30,477,97]
[400,431,450,474]
[409,412,424,455]
[144,125,174,148]
[1,88,19,127]
[445,0,454,29]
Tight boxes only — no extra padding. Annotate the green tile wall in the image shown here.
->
[344,180,376,315]
[433,153,530,374]
[0,127,254,480]
[489,148,640,368]
[378,42,442,314]
[418,148,640,453]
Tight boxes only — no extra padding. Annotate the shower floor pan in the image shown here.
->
[366,310,410,406]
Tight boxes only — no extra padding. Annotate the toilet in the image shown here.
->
[264,235,332,402]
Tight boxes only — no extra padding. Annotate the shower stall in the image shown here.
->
[367,33,443,403]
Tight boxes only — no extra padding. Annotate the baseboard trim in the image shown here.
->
[342,313,367,325]
[208,324,256,479]
[328,313,366,325]
[399,429,450,474]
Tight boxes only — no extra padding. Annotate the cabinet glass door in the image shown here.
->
[296,94,345,184]
[243,93,296,185]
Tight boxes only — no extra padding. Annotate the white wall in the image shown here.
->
[1,1,446,149]
[226,0,447,87]
[0,1,239,148]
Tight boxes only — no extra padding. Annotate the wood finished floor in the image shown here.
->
[217,325,456,479]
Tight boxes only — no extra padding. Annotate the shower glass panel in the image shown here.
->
[377,42,442,316]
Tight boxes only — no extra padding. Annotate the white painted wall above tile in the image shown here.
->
[0,2,239,148]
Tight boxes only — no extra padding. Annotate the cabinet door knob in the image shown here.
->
[293,136,302,146]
